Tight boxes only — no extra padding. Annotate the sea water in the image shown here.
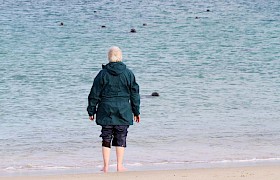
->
[0,0,280,176]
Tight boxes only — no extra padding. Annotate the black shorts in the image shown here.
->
[100,125,129,148]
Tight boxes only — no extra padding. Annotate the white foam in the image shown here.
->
[210,157,280,164]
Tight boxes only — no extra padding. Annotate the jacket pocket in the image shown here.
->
[118,102,133,123]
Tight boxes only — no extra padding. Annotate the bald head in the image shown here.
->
[108,46,123,62]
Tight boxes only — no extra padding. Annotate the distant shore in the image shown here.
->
[1,165,280,180]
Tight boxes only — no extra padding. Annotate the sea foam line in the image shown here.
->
[2,157,280,172]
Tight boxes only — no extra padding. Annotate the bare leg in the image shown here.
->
[102,147,111,173]
[116,147,127,172]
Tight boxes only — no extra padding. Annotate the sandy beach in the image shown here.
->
[1,165,279,180]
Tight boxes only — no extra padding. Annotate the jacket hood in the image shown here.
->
[103,62,126,76]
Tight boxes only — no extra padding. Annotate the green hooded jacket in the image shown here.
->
[87,62,140,125]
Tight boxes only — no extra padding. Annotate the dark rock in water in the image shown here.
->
[206,9,210,12]
[130,28,136,33]
[151,92,159,96]
[60,22,64,26]
[101,25,106,28]
[94,11,97,13]
[143,23,147,26]
[195,16,200,19]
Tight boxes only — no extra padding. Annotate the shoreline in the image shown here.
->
[1,165,280,180]
[2,160,280,178]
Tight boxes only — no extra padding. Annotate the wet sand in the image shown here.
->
[1,165,280,180]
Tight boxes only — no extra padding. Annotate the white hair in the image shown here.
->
[108,46,123,62]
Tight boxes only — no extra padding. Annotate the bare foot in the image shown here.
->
[101,166,108,173]
[117,166,127,172]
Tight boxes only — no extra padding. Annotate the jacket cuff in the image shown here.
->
[87,107,96,116]
[133,111,140,116]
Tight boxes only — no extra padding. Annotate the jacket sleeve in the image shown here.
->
[129,72,140,116]
[87,70,104,116]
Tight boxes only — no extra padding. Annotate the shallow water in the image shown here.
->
[0,0,280,176]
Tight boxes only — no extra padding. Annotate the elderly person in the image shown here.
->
[87,46,140,172]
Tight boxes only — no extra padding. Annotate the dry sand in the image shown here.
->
[1,165,280,180]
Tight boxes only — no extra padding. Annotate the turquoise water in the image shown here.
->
[1,0,280,176]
